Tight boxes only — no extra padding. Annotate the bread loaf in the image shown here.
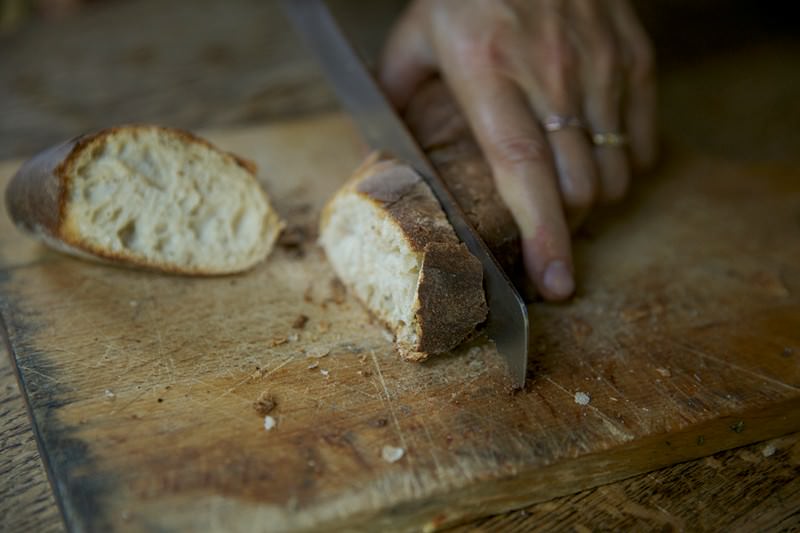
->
[404,79,523,279]
[6,125,284,274]
[319,155,488,361]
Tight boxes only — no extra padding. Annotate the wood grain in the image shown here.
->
[1,113,799,531]
[0,343,63,533]
[460,432,800,532]
[3,350,799,532]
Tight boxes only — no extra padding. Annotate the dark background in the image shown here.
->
[0,0,798,160]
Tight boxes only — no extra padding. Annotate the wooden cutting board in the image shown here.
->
[2,113,799,532]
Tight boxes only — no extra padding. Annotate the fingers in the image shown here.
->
[378,0,658,300]
[378,4,435,110]
[572,2,631,202]
[440,67,575,300]
[547,128,596,230]
[612,0,658,172]
[502,17,599,226]
[530,102,598,225]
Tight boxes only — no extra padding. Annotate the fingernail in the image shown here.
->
[543,260,574,299]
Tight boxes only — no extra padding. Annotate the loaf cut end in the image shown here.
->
[320,156,487,360]
[54,126,283,273]
[321,189,422,349]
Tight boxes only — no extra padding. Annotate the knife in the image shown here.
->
[280,0,529,388]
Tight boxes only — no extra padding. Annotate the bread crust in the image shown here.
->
[6,137,75,241]
[404,79,523,281]
[5,125,280,275]
[412,240,486,359]
[321,154,488,360]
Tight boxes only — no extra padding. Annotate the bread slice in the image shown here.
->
[319,154,488,361]
[6,125,284,274]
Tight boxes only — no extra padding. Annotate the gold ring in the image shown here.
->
[542,114,586,133]
[592,132,628,147]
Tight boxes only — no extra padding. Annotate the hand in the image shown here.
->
[380,0,657,301]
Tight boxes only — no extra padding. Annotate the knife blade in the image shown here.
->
[280,0,529,388]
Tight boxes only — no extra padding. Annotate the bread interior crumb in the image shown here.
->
[63,127,275,271]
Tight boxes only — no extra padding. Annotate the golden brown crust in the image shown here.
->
[414,241,487,358]
[5,125,277,276]
[354,157,461,254]
[6,137,78,243]
[404,78,523,282]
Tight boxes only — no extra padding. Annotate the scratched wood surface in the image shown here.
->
[1,113,799,532]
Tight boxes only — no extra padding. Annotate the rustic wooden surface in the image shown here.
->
[459,431,800,532]
[2,109,800,531]
[4,346,799,533]
[0,0,405,160]
[2,0,800,531]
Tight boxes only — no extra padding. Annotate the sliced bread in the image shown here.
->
[319,154,488,361]
[6,125,284,274]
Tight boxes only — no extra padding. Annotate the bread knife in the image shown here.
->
[280,0,529,388]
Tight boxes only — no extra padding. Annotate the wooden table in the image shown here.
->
[1,1,799,530]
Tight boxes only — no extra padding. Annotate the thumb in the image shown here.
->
[379,6,435,110]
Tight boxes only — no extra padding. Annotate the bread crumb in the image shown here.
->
[655,367,672,378]
[320,369,330,378]
[306,347,330,358]
[762,443,777,457]
[263,415,276,431]
[277,224,309,259]
[574,391,591,405]
[253,391,276,416]
[749,270,789,297]
[308,362,319,370]
[382,445,404,463]
[292,314,309,329]
[570,317,593,343]
[620,301,663,323]
[328,277,347,305]
[104,389,116,400]
[267,336,288,348]
[369,417,389,428]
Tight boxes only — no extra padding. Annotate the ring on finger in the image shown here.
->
[542,114,587,133]
[592,132,629,148]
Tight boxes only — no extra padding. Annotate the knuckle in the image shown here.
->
[491,136,550,168]
[540,34,577,81]
[485,31,510,71]
[455,22,512,72]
